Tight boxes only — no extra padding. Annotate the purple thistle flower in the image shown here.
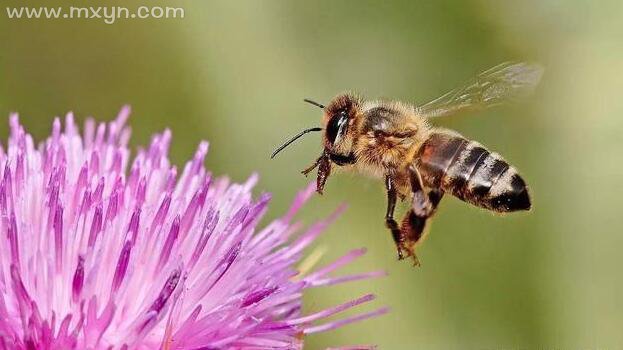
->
[0,107,387,349]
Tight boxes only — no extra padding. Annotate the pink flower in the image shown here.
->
[0,107,386,349]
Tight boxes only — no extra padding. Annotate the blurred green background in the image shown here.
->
[2,1,623,349]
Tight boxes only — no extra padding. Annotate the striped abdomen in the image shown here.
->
[416,130,530,212]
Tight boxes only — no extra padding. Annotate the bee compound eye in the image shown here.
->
[327,111,349,144]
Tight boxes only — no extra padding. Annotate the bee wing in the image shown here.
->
[417,62,544,118]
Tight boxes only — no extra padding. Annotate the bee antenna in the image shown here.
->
[303,98,325,109]
[271,127,323,159]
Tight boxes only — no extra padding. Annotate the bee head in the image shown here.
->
[321,92,362,158]
[270,93,361,194]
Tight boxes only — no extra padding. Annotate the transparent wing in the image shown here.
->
[418,62,544,118]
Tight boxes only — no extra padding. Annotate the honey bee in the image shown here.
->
[271,62,543,266]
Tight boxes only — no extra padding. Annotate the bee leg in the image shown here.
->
[384,175,407,260]
[399,211,427,266]
[301,153,331,195]
[398,166,445,266]
[301,154,323,176]
[315,153,331,195]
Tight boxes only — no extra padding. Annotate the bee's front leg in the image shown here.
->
[301,153,331,195]
[315,153,331,194]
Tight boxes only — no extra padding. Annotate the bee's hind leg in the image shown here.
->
[398,166,444,266]
[399,206,434,266]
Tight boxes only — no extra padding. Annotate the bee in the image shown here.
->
[271,62,543,266]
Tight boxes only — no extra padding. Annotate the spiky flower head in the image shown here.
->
[0,107,386,349]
